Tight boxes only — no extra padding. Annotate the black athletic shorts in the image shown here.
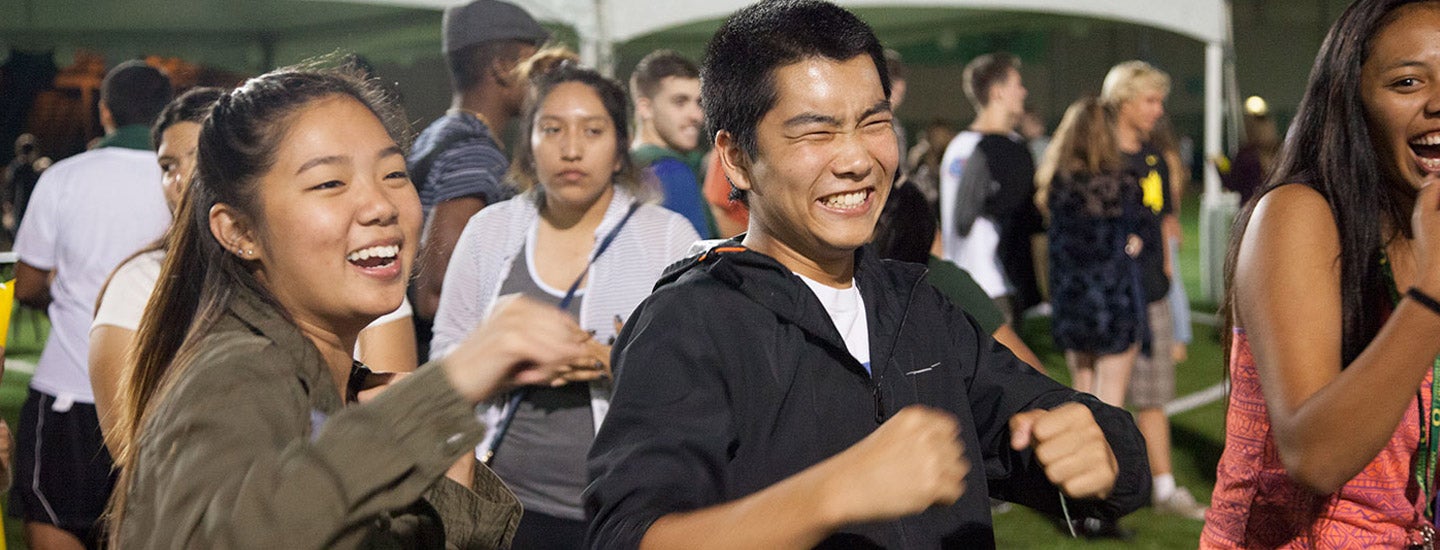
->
[9,388,115,548]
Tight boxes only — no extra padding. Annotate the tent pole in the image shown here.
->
[593,0,615,77]
[1200,39,1231,302]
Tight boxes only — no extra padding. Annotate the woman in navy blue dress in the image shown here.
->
[1038,97,1151,406]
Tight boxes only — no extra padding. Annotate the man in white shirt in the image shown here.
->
[939,52,1043,323]
[11,60,172,549]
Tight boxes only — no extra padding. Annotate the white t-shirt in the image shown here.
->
[92,250,414,353]
[939,130,1010,298]
[797,273,871,373]
[15,147,170,403]
[92,249,165,331]
[370,297,413,327]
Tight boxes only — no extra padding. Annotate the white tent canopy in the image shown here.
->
[364,0,1227,43]
[600,0,1228,44]
[348,0,1238,298]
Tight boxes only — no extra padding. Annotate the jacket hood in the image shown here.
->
[657,239,929,375]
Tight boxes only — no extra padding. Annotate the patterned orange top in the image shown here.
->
[1202,329,1430,548]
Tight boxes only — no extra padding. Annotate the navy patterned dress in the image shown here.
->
[1047,171,1152,354]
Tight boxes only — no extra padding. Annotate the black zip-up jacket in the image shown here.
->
[586,243,1149,549]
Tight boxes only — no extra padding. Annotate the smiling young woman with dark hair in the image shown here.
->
[106,65,601,548]
[1204,0,1440,546]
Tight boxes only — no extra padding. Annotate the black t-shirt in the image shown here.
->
[1123,143,1172,302]
[976,133,1040,225]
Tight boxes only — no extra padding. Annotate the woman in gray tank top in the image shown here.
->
[430,62,700,548]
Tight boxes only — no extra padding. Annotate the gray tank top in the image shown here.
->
[487,244,594,520]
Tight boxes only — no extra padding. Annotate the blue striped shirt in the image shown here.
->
[408,112,516,218]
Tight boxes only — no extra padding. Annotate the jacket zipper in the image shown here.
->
[867,268,928,426]
[871,380,886,424]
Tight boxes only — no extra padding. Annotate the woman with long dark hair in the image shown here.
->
[431,61,698,549]
[90,86,225,457]
[107,65,601,548]
[1204,1,1440,546]
[90,86,421,458]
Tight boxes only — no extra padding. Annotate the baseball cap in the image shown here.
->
[443,0,551,54]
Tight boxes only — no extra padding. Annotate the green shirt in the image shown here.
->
[926,255,1006,335]
[118,287,521,549]
[95,124,153,151]
[630,143,704,176]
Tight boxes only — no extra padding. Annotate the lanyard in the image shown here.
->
[482,201,641,464]
[1380,252,1440,523]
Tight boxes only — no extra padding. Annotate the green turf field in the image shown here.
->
[994,190,1227,548]
[0,190,1226,548]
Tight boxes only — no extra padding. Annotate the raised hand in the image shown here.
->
[1413,176,1440,295]
[550,336,612,386]
[440,294,593,402]
[1009,402,1118,499]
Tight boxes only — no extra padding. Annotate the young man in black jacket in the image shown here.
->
[586,2,1150,548]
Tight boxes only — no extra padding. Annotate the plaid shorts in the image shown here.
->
[1127,299,1175,409]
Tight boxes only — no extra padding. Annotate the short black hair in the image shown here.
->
[962,52,1020,109]
[101,60,175,128]
[151,87,226,150]
[630,50,700,100]
[446,39,534,92]
[702,0,889,160]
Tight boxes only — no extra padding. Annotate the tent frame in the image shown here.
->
[357,0,1239,298]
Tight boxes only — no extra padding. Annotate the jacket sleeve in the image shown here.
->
[418,462,522,549]
[133,341,495,549]
[937,286,1150,520]
[586,288,734,550]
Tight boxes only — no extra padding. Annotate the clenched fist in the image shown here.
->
[1009,402,1119,499]
[819,406,969,526]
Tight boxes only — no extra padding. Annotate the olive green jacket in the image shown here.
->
[117,288,521,549]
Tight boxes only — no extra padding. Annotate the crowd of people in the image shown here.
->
[0,0,1436,548]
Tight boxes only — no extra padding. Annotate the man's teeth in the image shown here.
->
[1412,133,1440,146]
[1421,157,1440,172]
[822,190,868,208]
[347,245,399,262]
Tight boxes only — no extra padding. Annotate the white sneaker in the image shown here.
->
[1153,487,1208,521]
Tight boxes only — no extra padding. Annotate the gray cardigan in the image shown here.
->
[430,186,699,449]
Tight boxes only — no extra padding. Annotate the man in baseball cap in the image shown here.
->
[408,0,548,362]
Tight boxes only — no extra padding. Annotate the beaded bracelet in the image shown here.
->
[1409,287,1440,318]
